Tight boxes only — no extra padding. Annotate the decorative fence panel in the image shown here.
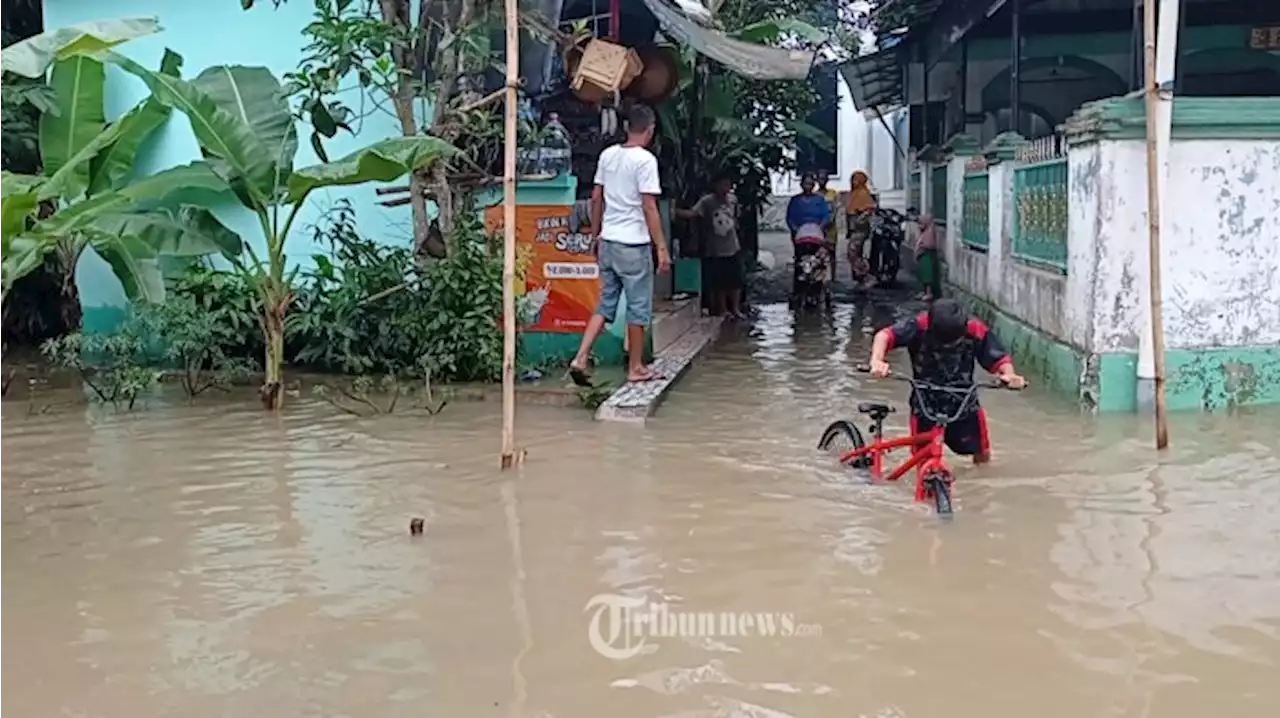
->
[930,164,947,223]
[962,172,989,249]
[1012,134,1068,272]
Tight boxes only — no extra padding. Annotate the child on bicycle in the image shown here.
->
[867,299,1027,464]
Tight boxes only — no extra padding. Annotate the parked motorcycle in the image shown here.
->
[868,208,905,287]
[791,222,832,312]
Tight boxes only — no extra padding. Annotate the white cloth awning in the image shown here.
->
[639,0,816,81]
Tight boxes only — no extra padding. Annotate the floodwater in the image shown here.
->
[4,299,1280,718]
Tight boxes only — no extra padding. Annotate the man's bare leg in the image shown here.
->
[972,452,991,465]
[626,323,656,381]
[569,313,608,375]
[725,288,742,317]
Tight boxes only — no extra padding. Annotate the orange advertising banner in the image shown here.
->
[484,204,599,333]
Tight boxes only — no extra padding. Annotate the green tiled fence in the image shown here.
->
[961,172,989,249]
[930,164,947,223]
[1012,158,1069,272]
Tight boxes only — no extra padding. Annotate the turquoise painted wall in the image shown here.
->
[45,2,408,331]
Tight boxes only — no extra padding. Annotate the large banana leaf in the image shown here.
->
[286,136,457,204]
[2,174,45,273]
[2,236,46,299]
[39,56,106,196]
[85,206,243,303]
[0,17,161,79]
[192,65,297,193]
[103,52,281,208]
[89,206,243,259]
[117,162,232,206]
[88,49,185,195]
[38,52,183,201]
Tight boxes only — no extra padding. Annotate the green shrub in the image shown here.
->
[288,202,502,382]
[41,325,159,410]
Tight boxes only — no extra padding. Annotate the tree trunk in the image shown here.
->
[379,0,432,256]
[259,293,288,411]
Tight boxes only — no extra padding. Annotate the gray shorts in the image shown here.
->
[595,240,653,326]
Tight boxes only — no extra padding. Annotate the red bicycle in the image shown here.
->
[817,365,1019,515]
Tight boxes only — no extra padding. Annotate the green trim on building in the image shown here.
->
[950,287,1086,403]
[951,287,1280,413]
[1064,95,1280,144]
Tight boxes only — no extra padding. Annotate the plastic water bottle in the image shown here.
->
[540,113,572,177]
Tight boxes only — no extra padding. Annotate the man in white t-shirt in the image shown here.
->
[569,104,671,386]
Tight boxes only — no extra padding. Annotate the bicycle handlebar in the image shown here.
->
[853,364,1020,392]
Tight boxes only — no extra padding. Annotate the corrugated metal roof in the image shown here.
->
[840,46,905,111]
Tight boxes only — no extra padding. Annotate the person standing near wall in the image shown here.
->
[846,170,877,288]
[676,170,743,319]
[569,104,671,386]
[816,170,841,276]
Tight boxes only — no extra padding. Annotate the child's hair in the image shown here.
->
[927,298,968,344]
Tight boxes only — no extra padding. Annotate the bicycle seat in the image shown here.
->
[857,402,894,415]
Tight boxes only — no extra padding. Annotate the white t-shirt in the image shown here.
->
[593,144,661,245]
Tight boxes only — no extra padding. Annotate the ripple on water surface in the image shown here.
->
[3,298,1279,717]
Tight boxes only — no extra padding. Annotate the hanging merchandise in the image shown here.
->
[571,38,643,104]
[541,112,573,177]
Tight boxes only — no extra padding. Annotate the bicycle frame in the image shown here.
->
[837,423,950,503]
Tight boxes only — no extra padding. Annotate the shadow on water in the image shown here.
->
[4,263,1280,715]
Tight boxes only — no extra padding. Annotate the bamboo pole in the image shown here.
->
[500,0,520,469]
[1142,0,1169,449]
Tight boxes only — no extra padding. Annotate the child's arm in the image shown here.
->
[973,322,1027,388]
[869,314,926,376]
[675,195,709,220]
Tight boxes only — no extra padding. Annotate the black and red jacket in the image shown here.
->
[875,312,1012,417]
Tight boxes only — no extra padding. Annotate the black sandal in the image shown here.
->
[568,366,594,388]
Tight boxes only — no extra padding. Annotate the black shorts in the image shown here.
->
[910,408,991,456]
[705,254,743,292]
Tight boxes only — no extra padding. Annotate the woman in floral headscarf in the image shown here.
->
[845,170,877,285]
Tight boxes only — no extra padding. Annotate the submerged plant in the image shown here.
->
[135,299,257,400]
[41,328,158,410]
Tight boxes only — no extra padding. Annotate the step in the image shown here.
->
[596,317,723,424]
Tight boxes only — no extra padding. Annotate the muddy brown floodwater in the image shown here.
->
[4,299,1280,718]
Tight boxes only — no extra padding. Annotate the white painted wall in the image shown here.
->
[771,80,904,197]
[953,135,1280,355]
[1086,138,1280,353]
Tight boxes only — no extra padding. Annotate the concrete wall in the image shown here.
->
[1088,139,1280,353]
[946,96,1280,411]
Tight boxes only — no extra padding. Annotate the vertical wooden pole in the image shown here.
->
[1142,0,1170,449]
[500,0,520,469]
[1010,0,1022,135]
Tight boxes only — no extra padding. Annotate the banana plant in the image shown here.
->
[2,32,245,320]
[99,50,456,410]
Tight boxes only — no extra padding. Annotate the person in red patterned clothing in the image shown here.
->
[867,299,1027,464]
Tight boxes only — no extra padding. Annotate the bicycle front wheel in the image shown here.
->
[818,420,871,469]
[924,470,954,516]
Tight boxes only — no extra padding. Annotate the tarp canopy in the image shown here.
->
[639,0,816,81]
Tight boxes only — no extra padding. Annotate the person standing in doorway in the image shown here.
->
[677,170,743,319]
[569,104,671,387]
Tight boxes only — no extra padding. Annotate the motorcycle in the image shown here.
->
[791,222,832,312]
[868,208,905,287]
